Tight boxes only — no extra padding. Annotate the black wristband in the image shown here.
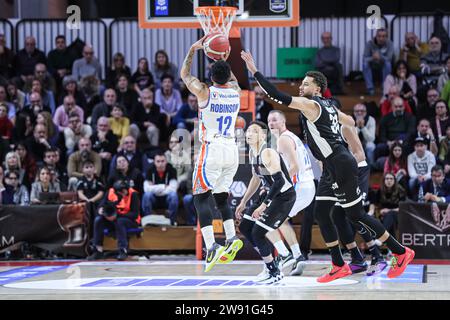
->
[262,171,284,207]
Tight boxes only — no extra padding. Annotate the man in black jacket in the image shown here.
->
[109,135,150,177]
[14,36,47,84]
[91,116,119,178]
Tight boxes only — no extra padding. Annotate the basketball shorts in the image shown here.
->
[192,140,239,195]
[288,179,316,218]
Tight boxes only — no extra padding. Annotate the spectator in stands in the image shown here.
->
[107,154,143,195]
[421,165,450,203]
[400,32,428,76]
[108,104,130,143]
[36,111,58,146]
[109,135,149,177]
[314,31,344,94]
[383,60,417,108]
[14,142,37,185]
[130,88,166,147]
[106,52,131,89]
[155,74,182,119]
[13,36,47,85]
[254,85,273,124]
[380,85,413,117]
[76,160,104,215]
[34,63,56,93]
[72,45,102,82]
[115,74,138,117]
[404,118,438,156]
[383,141,408,190]
[24,79,55,115]
[431,99,450,142]
[64,112,92,155]
[441,71,450,109]
[0,84,16,122]
[418,89,440,122]
[0,33,14,82]
[53,95,84,133]
[87,180,141,261]
[47,35,73,84]
[30,166,61,204]
[437,56,450,93]
[79,75,101,118]
[152,50,179,89]
[6,80,26,111]
[165,135,191,191]
[353,103,376,165]
[43,147,68,191]
[182,159,196,226]
[142,152,179,226]
[90,88,117,128]
[407,136,436,192]
[67,138,102,191]
[369,172,407,237]
[438,126,450,178]
[375,98,416,160]
[1,170,29,205]
[91,116,119,177]
[57,76,87,110]
[363,28,395,96]
[3,151,31,190]
[25,123,52,163]
[131,57,154,96]
[172,93,198,131]
[0,103,13,140]
[11,113,33,144]
[420,36,448,86]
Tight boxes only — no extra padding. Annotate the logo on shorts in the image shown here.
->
[331,182,339,190]
[274,220,281,228]
[230,181,247,198]
[356,187,361,196]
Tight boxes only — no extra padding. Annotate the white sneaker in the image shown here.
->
[256,269,284,285]
[277,252,295,272]
[254,265,269,282]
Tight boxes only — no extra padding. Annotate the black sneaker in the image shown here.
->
[289,255,307,276]
[87,249,104,261]
[117,249,128,261]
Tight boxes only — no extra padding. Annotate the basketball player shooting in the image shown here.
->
[240,50,415,282]
[180,37,243,273]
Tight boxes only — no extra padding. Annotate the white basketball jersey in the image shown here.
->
[198,86,240,143]
[279,130,315,185]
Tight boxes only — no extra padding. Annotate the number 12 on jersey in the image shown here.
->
[216,116,232,136]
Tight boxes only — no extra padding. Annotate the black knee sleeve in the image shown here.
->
[314,200,339,243]
[238,218,256,247]
[252,224,272,257]
[213,192,233,221]
[344,203,387,239]
[332,205,356,245]
[354,222,374,243]
[193,191,215,228]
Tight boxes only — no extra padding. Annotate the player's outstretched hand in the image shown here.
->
[191,35,207,51]
[235,202,246,220]
[240,50,258,75]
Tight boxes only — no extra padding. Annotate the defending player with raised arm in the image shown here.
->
[180,38,243,273]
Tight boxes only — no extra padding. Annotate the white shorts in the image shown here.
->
[288,180,316,218]
[192,140,239,195]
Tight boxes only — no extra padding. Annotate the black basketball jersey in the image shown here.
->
[250,143,293,193]
[300,96,345,161]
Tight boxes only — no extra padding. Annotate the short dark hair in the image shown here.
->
[432,165,444,173]
[249,120,269,131]
[82,160,95,168]
[154,151,166,159]
[211,60,231,85]
[68,111,79,119]
[160,73,174,83]
[55,35,65,42]
[305,71,328,94]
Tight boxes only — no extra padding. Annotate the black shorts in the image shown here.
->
[243,188,296,232]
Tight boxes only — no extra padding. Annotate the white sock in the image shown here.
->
[201,225,215,250]
[290,244,302,259]
[273,240,290,256]
[223,219,236,240]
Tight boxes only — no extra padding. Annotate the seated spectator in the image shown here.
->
[109,135,149,177]
[116,74,138,117]
[314,31,344,94]
[64,112,92,155]
[90,88,117,127]
[57,76,87,111]
[14,142,37,184]
[353,103,376,165]
[33,63,56,93]
[107,154,143,195]
[76,160,105,216]
[0,103,13,140]
[375,99,416,160]
[72,45,102,82]
[400,32,429,76]
[369,173,407,237]
[24,78,55,114]
[420,36,449,87]
[182,160,196,226]
[431,99,450,142]
[47,35,73,85]
[6,80,26,111]
[172,93,198,131]
[106,52,131,89]
[30,166,61,204]
[155,74,182,119]
[0,84,16,123]
[363,28,394,96]
[0,169,29,205]
[421,165,450,203]
[417,88,439,121]
[53,95,84,133]
[87,180,141,261]
[25,123,52,163]
[404,118,438,156]
[21,92,51,124]
[407,137,436,192]
[13,36,47,86]
[383,141,408,190]
[79,75,101,118]
[142,152,179,226]
[437,56,450,93]
[130,89,167,147]
[36,111,58,146]
[67,138,102,191]
[441,70,450,109]
[380,85,413,117]
[152,50,179,89]
[165,134,191,191]
[438,126,450,178]
[108,104,130,143]
[254,85,273,125]
[131,57,154,96]
[91,116,119,177]
[43,147,68,191]
[4,151,31,190]
[382,60,417,109]
[0,33,14,82]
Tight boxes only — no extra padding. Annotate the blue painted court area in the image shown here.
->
[0,266,68,285]
[81,278,260,288]
[365,265,424,283]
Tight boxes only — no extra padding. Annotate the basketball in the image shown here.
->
[203,33,230,61]
[235,116,246,129]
